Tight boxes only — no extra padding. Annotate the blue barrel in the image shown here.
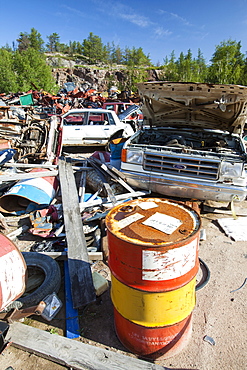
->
[0,168,58,214]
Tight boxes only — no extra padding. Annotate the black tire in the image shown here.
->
[17,252,61,308]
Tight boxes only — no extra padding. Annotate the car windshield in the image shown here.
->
[64,113,85,125]
[88,112,115,125]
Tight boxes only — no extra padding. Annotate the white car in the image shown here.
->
[61,108,134,147]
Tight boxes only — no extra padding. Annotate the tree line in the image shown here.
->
[1,27,247,94]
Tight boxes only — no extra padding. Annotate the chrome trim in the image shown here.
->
[120,170,247,202]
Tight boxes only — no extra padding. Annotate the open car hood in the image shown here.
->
[137,82,247,134]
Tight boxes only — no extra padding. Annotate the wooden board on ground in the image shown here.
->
[7,322,168,370]
[58,158,96,309]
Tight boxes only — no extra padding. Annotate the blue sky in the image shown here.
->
[1,0,247,65]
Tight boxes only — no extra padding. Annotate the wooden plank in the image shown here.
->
[3,163,57,169]
[0,170,58,182]
[7,322,167,370]
[39,251,103,261]
[79,190,150,211]
[58,158,96,308]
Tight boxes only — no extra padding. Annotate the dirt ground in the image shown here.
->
[0,195,246,370]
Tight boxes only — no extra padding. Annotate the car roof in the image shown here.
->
[62,108,117,117]
[104,102,130,105]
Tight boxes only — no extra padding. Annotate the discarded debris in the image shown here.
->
[217,217,247,241]
[203,335,216,346]
[230,278,247,293]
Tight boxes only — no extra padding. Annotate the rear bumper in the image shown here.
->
[120,170,247,202]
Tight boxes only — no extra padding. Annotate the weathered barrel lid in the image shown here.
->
[106,198,201,246]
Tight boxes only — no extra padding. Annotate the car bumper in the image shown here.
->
[120,170,247,202]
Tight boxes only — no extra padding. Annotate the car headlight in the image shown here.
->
[220,161,243,178]
[121,149,143,164]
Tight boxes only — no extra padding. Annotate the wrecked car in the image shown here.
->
[60,108,134,147]
[118,104,143,132]
[102,101,132,115]
[120,82,247,202]
[0,105,62,164]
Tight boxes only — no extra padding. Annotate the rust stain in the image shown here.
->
[106,198,201,246]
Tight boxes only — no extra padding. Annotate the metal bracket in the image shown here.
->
[0,301,46,323]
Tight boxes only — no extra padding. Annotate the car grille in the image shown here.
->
[143,152,219,180]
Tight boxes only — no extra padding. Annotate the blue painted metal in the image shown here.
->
[0,169,58,214]
[64,260,80,339]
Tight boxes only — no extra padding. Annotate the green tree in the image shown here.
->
[194,48,207,82]
[17,28,44,52]
[46,33,60,53]
[176,52,185,80]
[82,33,104,64]
[163,51,179,81]
[17,32,30,51]
[29,28,44,51]
[123,47,151,66]
[0,48,17,93]
[208,39,244,84]
[13,48,58,93]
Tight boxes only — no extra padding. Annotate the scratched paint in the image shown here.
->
[106,197,201,291]
[142,238,197,280]
[0,249,26,310]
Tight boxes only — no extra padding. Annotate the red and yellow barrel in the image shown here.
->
[0,234,26,311]
[105,198,201,359]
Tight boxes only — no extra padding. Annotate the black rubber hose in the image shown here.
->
[196,258,211,291]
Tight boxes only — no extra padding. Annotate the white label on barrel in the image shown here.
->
[138,201,158,210]
[0,250,25,309]
[142,212,182,234]
[142,239,197,280]
[116,213,144,230]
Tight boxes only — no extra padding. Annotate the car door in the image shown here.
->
[62,111,86,145]
[82,111,121,145]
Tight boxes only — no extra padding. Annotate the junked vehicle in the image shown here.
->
[102,101,132,115]
[0,105,62,164]
[120,82,247,202]
[60,108,134,147]
[118,104,143,132]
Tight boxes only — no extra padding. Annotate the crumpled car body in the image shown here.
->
[118,104,143,132]
[120,82,247,202]
[0,105,62,164]
[60,108,134,147]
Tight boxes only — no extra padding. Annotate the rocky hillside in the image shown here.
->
[46,55,164,92]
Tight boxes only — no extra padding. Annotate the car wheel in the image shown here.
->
[16,252,61,308]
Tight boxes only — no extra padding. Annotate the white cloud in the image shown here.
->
[119,13,150,27]
[154,27,172,37]
[170,12,191,26]
[61,5,87,17]
[91,0,151,28]
[157,9,192,26]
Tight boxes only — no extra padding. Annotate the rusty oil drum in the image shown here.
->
[105,198,201,359]
[0,234,26,311]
